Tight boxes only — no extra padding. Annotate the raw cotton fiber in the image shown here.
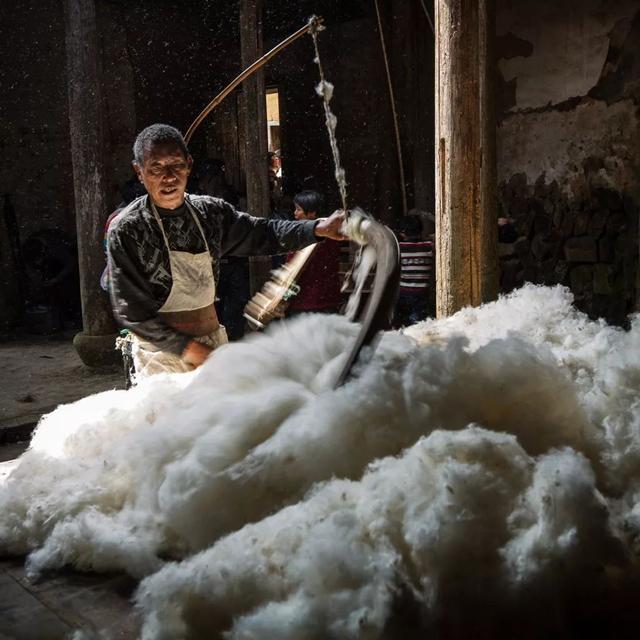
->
[1,283,639,638]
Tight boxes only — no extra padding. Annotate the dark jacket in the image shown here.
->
[107,194,318,354]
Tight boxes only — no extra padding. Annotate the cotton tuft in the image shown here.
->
[1,284,640,637]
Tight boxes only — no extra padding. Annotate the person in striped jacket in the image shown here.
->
[395,215,434,327]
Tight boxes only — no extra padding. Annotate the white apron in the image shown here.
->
[132,199,228,378]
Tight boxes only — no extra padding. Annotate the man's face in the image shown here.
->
[134,142,192,209]
[294,205,316,221]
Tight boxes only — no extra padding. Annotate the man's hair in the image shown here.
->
[293,190,324,215]
[133,124,189,165]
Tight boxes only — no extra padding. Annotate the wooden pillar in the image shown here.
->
[239,0,271,294]
[64,0,117,366]
[435,0,498,317]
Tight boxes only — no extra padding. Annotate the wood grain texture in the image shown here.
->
[435,0,498,317]
[63,0,115,335]
[239,0,271,294]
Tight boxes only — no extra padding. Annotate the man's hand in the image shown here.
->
[181,340,213,368]
[314,210,348,241]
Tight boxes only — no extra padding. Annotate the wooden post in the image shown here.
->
[435,0,498,317]
[64,0,117,366]
[239,0,271,294]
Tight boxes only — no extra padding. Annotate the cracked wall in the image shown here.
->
[497,0,640,323]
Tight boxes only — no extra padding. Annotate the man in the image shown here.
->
[285,190,343,316]
[108,124,345,378]
[100,175,146,292]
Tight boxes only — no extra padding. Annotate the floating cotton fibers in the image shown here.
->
[1,284,639,638]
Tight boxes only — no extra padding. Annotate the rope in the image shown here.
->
[185,19,322,144]
[418,0,435,35]
[308,16,349,214]
[373,0,408,216]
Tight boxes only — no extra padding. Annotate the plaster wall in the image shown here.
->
[498,0,639,110]
[497,0,640,322]
[497,0,640,197]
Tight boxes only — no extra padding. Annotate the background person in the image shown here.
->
[285,190,343,317]
[395,215,434,327]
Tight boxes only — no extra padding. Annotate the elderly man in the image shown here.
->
[108,123,344,378]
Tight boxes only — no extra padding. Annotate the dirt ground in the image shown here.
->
[0,332,125,435]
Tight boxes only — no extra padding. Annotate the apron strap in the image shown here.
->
[150,196,211,255]
[184,197,211,254]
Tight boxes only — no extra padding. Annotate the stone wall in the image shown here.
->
[499,174,637,324]
[497,0,640,324]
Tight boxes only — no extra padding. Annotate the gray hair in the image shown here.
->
[132,124,189,165]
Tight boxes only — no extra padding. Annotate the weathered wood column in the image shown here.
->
[64,0,117,366]
[435,0,498,316]
[239,0,271,294]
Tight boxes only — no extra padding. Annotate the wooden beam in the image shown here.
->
[63,0,116,365]
[435,0,498,317]
[239,0,271,294]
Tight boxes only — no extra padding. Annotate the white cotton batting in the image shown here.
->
[0,284,639,638]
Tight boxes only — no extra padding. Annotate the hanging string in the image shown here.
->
[373,0,408,216]
[418,0,435,35]
[308,16,349,214]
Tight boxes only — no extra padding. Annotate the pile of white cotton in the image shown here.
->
[1,284,640,639]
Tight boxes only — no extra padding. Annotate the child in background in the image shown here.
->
[395,215,434,327]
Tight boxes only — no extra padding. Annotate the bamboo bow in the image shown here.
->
[185,15,324,144]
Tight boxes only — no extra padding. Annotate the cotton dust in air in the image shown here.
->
[1,283,640,639]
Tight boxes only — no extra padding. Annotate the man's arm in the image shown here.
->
[107,220,190,356]
[216,200,345,257]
